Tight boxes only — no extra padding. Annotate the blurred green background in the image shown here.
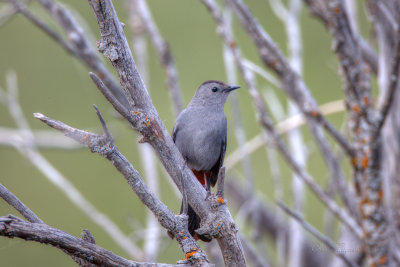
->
[0,0,369,266]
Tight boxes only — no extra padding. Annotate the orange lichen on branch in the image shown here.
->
[361,155,369,169]
[311,110,319,118]
[351,156,358,167]
[185,250,198,260]
[378,255,388,265]
[364,66,370,74]
[363,96,370,106]
[333,7,340,14]
[378,190,384,204]
[269,59,278,69]
[218,197,224,204]
[361,138,367,144]
[352,105,361,113]
[229,41,237,48]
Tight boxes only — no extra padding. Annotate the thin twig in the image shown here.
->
[228,0,355,159]
[10,0,130,108]
[225,100,346,170]
[133,0,183,116]
[223,5,254,196]
[0,184,43,224]
[0,127,83,149]
[226,180,326,267]
[0,216,189,267]
[375,25,400,135]
[240,233,271,267]
[127,7,162,260]
[283,1,307,266]
[277,201,360,267]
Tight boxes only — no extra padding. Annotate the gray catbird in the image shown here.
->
[172,80,240,241]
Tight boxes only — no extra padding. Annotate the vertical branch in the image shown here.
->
[128,1,161,261]
[133,0,183,116]
[368,1,400,265]
[284,1,307,266]
[222,5,254,198]
[322,0,390,265]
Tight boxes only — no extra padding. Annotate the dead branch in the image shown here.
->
[0,216,188,267]
[86,1,246,265]
[132,0,183,116]
[34,110,211,266]
[277,201,359,267]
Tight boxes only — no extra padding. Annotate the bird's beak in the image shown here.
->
[223,85,240,93]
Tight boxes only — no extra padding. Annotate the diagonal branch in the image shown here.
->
[304,0,378,74]
[0,183,128,267]
[0,216,189,267]
[34,110,211,265]
[86,1,245,264]
[9,0,130,108]
[277,201,360,267]
[375,24,400,135]
[0,184,43,224]
[227,0,355,159]
[132,0,183,116]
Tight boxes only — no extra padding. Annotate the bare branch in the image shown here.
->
[0,127,82,149]
[9,0,130,108]
[227,180,326,267]
[86,1,245,264]
[305,0,378,74]
[0,180,123,267]
[0,216,188,267]
[200,0,359,237]
[0,184,43,224]
[223,6,254,195]
[375,25,400,135]
[132,0,183,116]
[277,201,360,267]
[34,111,211,265]
[258,101,361,238]
[127,9,162,260]
[227,0,355,159]
[240,233,271,267]
[225,100,346,170]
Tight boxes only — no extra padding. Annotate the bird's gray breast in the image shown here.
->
[174,107,227,171]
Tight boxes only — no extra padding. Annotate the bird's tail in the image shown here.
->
[180,201,212,242]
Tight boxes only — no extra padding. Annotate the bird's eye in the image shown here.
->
[212,87,218,92]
